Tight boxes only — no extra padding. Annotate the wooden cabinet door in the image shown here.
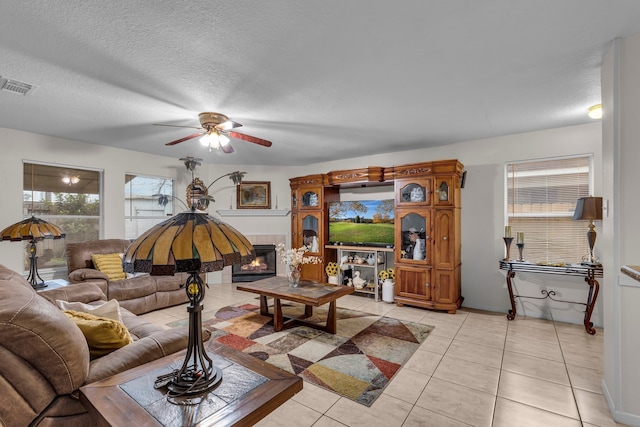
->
[432,268,459,305]
[291,212,300,248]
[395,209,431,265]
[396,265,431,302]
[434,209,455,269]
[300,262,323,282]
[433,176,454,206]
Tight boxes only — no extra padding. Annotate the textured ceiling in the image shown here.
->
[1,1,640,166]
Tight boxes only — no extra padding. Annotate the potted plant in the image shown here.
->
[325,262,339,285]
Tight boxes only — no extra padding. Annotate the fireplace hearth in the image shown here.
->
[232,244,277,282]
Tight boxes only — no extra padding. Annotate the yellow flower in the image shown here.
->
[387,268,395,279]
[379,270,389,279]
[325,262,338,276]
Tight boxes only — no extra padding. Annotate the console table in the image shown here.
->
[498,260,603,334]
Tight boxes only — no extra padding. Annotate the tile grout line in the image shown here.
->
[491,313,511,427]
[552,314,584,425]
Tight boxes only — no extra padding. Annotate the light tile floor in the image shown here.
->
[141,283,626,427]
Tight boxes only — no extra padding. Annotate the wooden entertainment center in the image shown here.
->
[290,159,464,313]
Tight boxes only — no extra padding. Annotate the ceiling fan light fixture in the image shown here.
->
[199,132,214,146]
[61,175,80,185]
[588,104,602,119]
[161,111,272,151]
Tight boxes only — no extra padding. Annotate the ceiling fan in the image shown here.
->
[155,112,272,154]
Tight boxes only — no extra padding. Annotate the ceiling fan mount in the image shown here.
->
[155,111,272,154]
[198,112,230,129]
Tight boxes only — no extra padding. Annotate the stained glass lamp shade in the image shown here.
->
[0,216,65,289]
[123,209,255,396]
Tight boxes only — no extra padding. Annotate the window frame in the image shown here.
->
[504,154,594,264]
[23,161,103,276]
[124,173,176,240]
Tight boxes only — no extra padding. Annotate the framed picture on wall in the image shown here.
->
[237,181,271,209]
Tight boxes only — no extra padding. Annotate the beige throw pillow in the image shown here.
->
[56,298,123,322]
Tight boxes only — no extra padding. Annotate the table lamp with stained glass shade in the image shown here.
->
[123,157,255,397]
[0,216,66,289]
[573,196,603,266]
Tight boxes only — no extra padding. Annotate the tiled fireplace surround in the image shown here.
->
[221,234,287,284]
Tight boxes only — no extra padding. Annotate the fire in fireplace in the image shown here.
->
[232,244,277,282]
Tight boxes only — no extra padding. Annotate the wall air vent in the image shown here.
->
[0,76,38,96]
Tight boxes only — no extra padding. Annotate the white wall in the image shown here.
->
[601,35,640,426]
[0,121,603,327]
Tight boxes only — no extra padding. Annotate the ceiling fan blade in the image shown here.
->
[219,142,235,154]
[154,123,202,130]
[227,131,272,147]
[215,120,242,131]
[165,132,205,146]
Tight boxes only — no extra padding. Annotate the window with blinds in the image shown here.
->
[23,162,101,272]
[506,155,593,264]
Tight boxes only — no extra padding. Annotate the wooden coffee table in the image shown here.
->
[80,341,302,427]
[236,276,354,334]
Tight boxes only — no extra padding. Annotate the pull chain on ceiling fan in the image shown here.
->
[155,112,272,154]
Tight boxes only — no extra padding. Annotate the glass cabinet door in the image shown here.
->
[302,214,320,253]
[301,190,320,208]
[434,177,454,206]
[396,178,431,206]
[397,211,429,263]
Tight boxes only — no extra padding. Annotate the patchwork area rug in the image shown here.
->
[168,303,434,406]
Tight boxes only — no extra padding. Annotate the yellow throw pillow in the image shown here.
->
[91,253,126,281]
[64,310,133,359]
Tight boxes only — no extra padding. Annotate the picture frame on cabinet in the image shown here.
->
[237,181,271,209]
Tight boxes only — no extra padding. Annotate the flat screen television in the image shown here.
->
[328,199,394,247]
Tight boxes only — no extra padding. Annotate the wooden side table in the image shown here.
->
[499,260,603,334]
[80,341,302,426]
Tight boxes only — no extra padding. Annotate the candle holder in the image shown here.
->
[516,243,525,262]
[503,237,514,260]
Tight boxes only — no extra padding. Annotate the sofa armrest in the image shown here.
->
[68,268,109,283]
[39,283,107,305]
[86,327,211,384]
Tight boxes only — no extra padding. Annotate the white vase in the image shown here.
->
[328,276,338,285]
[382,279,395,302]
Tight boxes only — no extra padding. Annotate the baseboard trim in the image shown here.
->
[602,379,640,426]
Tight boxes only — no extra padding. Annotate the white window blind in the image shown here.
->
[506,155,592,263]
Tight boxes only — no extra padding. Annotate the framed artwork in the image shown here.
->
[237,181,271,209]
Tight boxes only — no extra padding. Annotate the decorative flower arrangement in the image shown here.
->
[378,267,395,281]
[276,243,322,268]
[325,262,338,277]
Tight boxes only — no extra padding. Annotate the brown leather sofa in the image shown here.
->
[0,264,207,427]
[66,239,189,314]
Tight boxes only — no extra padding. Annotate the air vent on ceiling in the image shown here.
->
[0,76,38,96]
